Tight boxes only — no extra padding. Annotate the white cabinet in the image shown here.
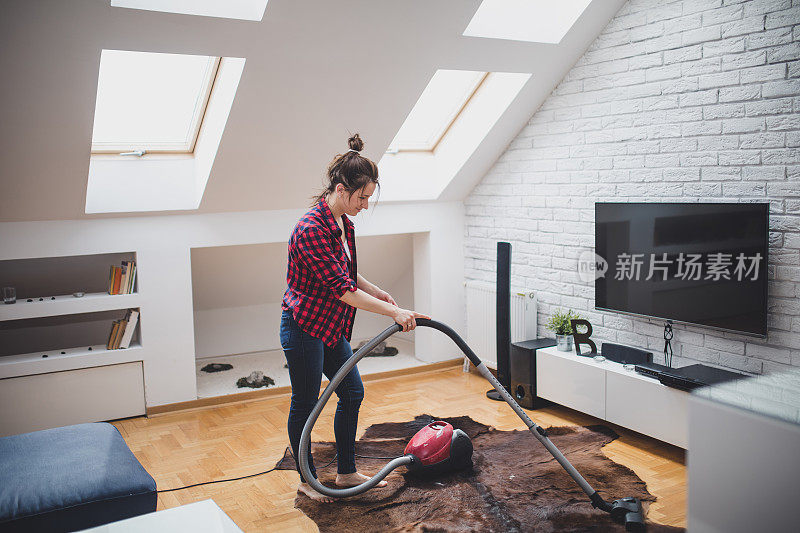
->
[537,349,606,419]
[536,346,688,448]
[689,393,800,532]
[606,371,687,448]
[0,362,145,437]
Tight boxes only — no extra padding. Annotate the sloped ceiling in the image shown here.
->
[0,0,624,222]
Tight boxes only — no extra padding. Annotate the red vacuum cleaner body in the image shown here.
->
[404,421,473,475]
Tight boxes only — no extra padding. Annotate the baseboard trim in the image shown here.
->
[146,358,462,417]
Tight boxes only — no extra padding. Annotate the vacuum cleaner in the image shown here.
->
[298,318,646,531]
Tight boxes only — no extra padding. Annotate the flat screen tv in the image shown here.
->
[595,202,769,337]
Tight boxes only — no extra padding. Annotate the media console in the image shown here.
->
[536,345,691,448]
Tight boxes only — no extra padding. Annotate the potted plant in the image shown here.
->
[545,308,582,352]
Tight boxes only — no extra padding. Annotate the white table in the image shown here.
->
[79,499,243,533]
[536,345,689,448]
[688,370,800,533]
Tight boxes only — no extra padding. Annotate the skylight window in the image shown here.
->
[388,70,487,152]
[379,71,531,202]
[110,0,269,21]
[91,50,220,154]
[463,0,591,44]
[86,56,246,214]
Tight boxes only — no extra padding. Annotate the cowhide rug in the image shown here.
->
[276,414,683,532]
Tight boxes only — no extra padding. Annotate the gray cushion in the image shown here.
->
[0,422,157,532]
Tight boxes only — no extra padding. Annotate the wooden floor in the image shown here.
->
[113,367,686,532]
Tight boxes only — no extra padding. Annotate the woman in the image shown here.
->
[280,134,429,502]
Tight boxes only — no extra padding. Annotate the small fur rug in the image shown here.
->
[354,340,399,357]
[236,372,275,389]
[276,414,683,532]
[200,363,233,373]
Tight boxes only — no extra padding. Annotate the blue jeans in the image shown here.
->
[280,309,364,482]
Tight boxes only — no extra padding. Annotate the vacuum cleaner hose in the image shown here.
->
[297,318,532,498]
[298,322,405,498]
[297,319,645,530]
[299,319,481,498]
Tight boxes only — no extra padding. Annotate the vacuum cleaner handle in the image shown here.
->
[414,318,483,368]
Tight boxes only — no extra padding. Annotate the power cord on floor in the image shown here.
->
[156,446,397,493]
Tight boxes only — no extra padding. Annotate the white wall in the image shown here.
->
[465,0,800,375]
[191,234,415,358]
[413,210,469,363]
[0,201,464,407]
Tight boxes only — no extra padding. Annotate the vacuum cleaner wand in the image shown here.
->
[298,318,645,530]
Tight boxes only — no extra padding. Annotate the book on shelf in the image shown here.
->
[108,261,137,295]
[106,320,121,350]
[108,267,121,295]
[125,261,136,294]
[106,309,139,350]
[119,309,139,349]
[114,266,122,294]
[114,319,127,349]
[119,262,129,295]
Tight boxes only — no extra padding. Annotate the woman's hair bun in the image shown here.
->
[348,133,364,152]
[313,132,378,205]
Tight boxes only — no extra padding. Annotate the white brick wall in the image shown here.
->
[464,0,800,375]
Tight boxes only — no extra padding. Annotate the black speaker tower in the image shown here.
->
[487,242,511,401]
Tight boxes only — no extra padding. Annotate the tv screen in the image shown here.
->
[595,202,768,337]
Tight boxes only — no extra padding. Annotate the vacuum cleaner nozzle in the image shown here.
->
[610,497,645,531]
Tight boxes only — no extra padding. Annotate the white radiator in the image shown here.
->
[464,280,538,370]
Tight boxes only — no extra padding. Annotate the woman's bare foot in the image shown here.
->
[335,471,388,488]
[297,482,335,503]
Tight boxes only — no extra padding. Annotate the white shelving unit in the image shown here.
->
[0,343,144,379]
[0,292,141,321]
[0,252,146,435]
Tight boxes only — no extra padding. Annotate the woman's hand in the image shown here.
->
[357,274,395,305]
[373,288,396,306]
[340,289,428,330]
[392,308,431,332]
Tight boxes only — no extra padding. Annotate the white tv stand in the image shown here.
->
[536,346,688,448]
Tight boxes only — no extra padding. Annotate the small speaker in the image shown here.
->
[510,338,556,409]
[601,343,653,365]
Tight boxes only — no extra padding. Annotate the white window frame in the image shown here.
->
[463,0,592,44]
[388,72,489,154]
[378,71,531,202]
[90,56,221,155]
[110,0,270,22]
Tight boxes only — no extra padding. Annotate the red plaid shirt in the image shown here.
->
[282,199,358,348]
